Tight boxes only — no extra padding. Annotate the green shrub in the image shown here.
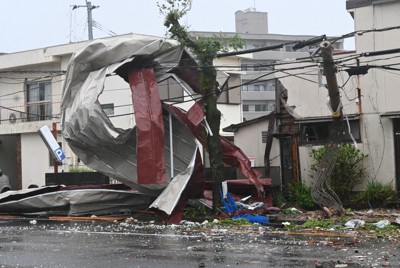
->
[216,218,251,226]
[300,219,336,229]
[286,182,315,210]
[355,181,396,206]
[183,206,207,219]
[68,166,94,173]
[310,144,368,201]
[273,191,287,207]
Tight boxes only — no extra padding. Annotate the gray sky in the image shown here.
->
[0,0,355,53]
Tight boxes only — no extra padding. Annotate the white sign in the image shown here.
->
[39,125,66,162]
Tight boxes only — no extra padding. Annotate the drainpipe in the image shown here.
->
[356,59,363,114]
[52,122,58,173]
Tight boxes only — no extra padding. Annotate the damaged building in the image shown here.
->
[0,34,272,221]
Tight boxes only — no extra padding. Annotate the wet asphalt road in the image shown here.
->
[0,218,398,268]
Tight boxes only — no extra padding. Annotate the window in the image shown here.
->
[242,85,248,91]
[255,104,267,111]
[158,77,184,102]
[241,64,249,71]
[243,104,249,112]
[26,80,52,121]
[265,80,276,91]
[261,131,269,143]
[101,103,114,116]
[253,85,266,92]
[303,124,330,143]
[299,120,361,145]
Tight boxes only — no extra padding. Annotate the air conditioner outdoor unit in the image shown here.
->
[9,113,17,123]
[9,112,25,123]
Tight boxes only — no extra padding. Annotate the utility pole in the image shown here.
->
[311,41,345,216]
[320,41,342,121]
[86,1,94,40]
[72,1,99,40]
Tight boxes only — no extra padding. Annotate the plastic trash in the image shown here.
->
[344,219,365,228]
[235,201,265,210]
[220,191,236,214]
[283,207,302,214]
[372,219,390,228]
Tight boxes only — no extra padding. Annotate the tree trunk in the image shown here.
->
[201,63,224,213]
[206,94,224,213]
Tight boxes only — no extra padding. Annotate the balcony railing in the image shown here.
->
[0,100,60,125]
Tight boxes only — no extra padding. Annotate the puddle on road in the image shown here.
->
[0,219,398,267]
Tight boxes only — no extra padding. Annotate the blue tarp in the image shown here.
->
[232,214,269,224]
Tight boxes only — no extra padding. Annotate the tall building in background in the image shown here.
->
[191,8,344,121]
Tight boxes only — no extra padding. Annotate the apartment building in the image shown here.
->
[191,8,344,121]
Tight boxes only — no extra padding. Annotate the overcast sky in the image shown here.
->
[0,0,355,53]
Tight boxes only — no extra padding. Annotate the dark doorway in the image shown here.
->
[0,135,19,190]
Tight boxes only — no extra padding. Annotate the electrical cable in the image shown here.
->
[1,25,400,121]
[0,105,60,122]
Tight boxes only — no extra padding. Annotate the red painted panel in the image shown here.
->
[129,68,167,184]
[165,104,268,196]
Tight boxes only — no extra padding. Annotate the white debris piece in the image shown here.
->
[372,219,390,228]
[344,219,365,228]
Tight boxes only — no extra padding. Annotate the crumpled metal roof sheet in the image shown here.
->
[60,36,197,195]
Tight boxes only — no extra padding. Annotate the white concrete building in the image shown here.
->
[346,0,400,191]
[223,113,281,186]
[0,34,242,190]
[191,8,344,121]
[274,0,400,191]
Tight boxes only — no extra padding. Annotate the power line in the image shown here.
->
[1,25,400,120]
[0,105,60,122]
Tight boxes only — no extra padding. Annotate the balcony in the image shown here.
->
[0,100,60,134]
[242,91,275,101]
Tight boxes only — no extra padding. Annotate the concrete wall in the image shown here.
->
[233,120,280,168]
[281,1,400,189]
[353,1,400,114]
[100,74,135,130]
[235,9,268,34]
[351,1,400,188]
[21,132,55,188]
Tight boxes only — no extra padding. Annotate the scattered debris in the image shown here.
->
[345,219,365,228]
[372,219,390,229]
